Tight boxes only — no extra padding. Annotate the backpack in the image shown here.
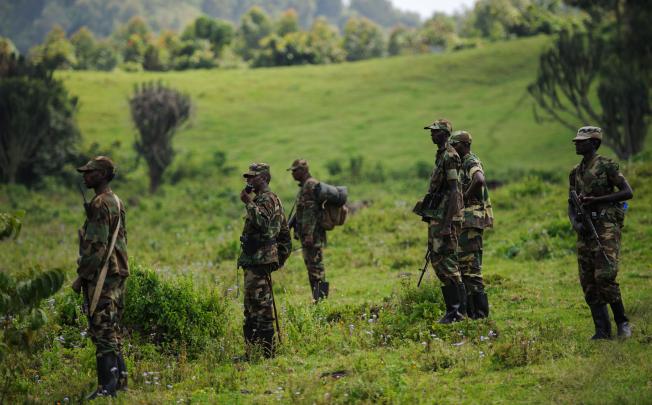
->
[315,182,348,230]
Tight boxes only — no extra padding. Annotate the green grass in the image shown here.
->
[1,36,652,403]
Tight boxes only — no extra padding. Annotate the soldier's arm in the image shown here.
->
[246,197,275,231]
[465,166,485,201]
[77,200,110,280]
[582,163,633,206]
[441,179,461,235]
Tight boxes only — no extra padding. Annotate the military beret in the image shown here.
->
[449,130,472,145]
[243,162,270,178]
[424,119,453,134]
[287,159,309,171]
[77,156,116,174]
[573,126,602,141]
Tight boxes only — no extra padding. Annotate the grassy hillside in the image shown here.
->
[1,36,652,403]
[60,35,575,181]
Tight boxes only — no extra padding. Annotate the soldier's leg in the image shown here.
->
[85,274,122,397]
[243,267,275,357]
[302,245,327,300]
[595,222,630,337]
[459,229,488,319]
[429,222,464,323]
[577,242,611,339]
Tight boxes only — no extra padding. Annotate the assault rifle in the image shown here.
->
[569,190,612,266]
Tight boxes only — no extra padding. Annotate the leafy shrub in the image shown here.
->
[122,263,227,357]
[0,211,24,240]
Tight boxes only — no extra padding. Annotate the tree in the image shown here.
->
[277,9,300,37]
[130,82,192,193]
[421,12,458,50]
[528,30,649,159]
[91,40,119,71]
[70,27,97,70]
[0,58,80,184]
[28,25,76,69]
[181,16,234,56]
[0,37,19,76]
[236,6,273,61]
[342,17,385,61]
[388,27,428,56]
[528,0,652,160]
[308,17,345,64]
[316,0,344,22]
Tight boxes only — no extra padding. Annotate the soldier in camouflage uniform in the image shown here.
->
[238,163,291,358]
[74,156,129,398]
[449,131,493,319]
[420,119,465,323]
[568,127,633,339]
[287,159,329,301]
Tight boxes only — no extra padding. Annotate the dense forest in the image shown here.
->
[1,0,421,53]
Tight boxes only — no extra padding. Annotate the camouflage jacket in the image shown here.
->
[77,190,129,281]
[460,152,493,230]
[295,177,326,246]
[569,154,626,224]
[238,187,291,268]
[426,143,463,223]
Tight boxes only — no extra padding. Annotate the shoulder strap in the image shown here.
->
[89,193,122,317]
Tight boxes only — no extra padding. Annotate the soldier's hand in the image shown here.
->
[303,235,314,247]
[240,188,252,204]
[581,195,599,206]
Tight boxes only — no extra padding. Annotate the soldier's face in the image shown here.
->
[247,174,266,191]
[82,170,104,188]
[431,129,447,145]
[574,139,593,155]
[291,167,306,181]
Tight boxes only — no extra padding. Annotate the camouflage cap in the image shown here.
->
[77,156,116,174]
[449,130,472,145]
[243,162,270,178]
[424,119,452,134]
[573,126,602,141]
[287,159,309,171]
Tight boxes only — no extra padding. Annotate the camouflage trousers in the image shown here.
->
[428,221,462,286]
[577,219,623,306]
[302,245,325,286]
[83,273,126,357]
[243,265,275,333]
[458,228,485,293]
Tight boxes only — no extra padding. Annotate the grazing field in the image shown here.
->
[1,35,652,403]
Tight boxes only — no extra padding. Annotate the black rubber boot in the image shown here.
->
[589,304,612,340]
[472,292,490,319]
[116,352,128,391]
[457,283,468,317]
[234,324,256,362]
[466,291,477,319]
[87,353,118,400]
[438,284,464,324]
[610,299,632,338]
[312,281,329,302]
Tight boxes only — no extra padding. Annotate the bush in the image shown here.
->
[122,263,227,357]
[0,59,80,185]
